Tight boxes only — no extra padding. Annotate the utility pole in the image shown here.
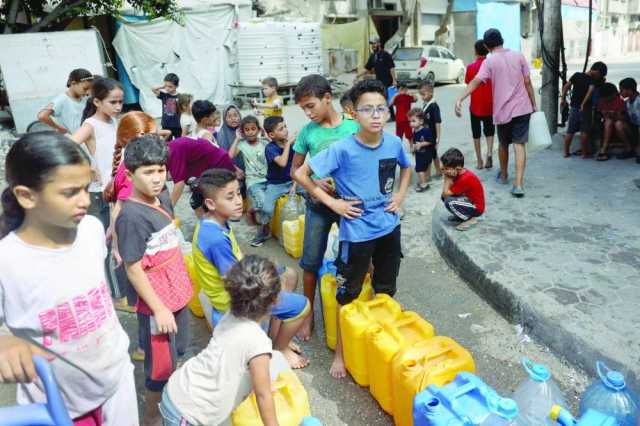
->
[541,0,562,135]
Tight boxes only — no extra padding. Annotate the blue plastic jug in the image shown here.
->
[512,357,567,426]
[0,355,73,426]
[579,362,639,426]
[551,405,619,426]
[413,372,518,425]
[300,416,323,426]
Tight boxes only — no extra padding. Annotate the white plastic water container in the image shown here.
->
[512,358,567,426]
[528,111,553,147]
[283,22,323,84]
[237,21,288,86]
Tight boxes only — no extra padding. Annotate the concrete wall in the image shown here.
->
[452,12,476,65]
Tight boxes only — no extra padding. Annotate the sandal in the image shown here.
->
[485,156,493,169]
[596,153,610,161]
[456,218,478,231]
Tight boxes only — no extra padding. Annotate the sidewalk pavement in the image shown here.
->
[432,139,640,390]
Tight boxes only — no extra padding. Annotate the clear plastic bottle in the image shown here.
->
[511,358,567,426]
[279,194,300,247]
[579,362,640,426]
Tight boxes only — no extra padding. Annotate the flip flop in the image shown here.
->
[456,220,477,231]
[596,153,609,161]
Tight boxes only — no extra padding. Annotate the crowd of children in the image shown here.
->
[0,64,492,426]
[561,62,640,163]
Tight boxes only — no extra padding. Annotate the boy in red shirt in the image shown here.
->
[440,148,485,231]
[465,40,494,169]
[392,83,416,143]
[596,82,634,161]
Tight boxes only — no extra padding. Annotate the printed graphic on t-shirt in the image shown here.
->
[378,158,397,195]
[38,281,115,348]
[165,98,177,117]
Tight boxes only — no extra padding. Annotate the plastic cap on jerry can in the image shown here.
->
[300,416,323,426]
[579,361,640,426]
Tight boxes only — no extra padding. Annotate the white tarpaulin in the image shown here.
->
[113,5,240,117]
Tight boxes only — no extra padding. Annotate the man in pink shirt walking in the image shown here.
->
[455,29,537,198]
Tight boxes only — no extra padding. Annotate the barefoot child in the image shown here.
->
[152,73,182,140]
[440,148,485,231]
[161,256,290,426]
[290,74,359,341]
[0,132,136,424]
[191,168,310,369]
[116,135,193,425]
[293,79,411,378]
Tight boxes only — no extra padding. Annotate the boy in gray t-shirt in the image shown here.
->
[37,68,93,134]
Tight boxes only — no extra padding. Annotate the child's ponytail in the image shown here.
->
[0,132,91,238]
[0,187,25,239]
[80,77,122,124]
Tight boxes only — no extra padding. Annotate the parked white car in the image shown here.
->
[393,46,466,85]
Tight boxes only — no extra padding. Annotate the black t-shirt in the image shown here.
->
[365,51,396,87]
[412,127,433,152]
[422,102,441,142]
[569,72,593,107]
[157,92,180,129]
[116,190,174,263]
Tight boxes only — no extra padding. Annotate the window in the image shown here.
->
[439,48,456,60]
[428,47,441,58]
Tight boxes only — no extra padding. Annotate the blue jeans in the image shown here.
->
[247,182,268,224]
[159,389,193,426]
[262,182,305,224]
[299,198,340,273]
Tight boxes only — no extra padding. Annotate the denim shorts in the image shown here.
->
[159,389,193,426]
[210,290,309,327]
[299,198,340,273]
[247,181,267,211]
[261,182,305,224]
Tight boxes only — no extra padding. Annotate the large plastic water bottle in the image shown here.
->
[484,397,520,425]
[279,194,300,247]
[511,358,567,426]
[550,405,619,426]
[579,362,640,426]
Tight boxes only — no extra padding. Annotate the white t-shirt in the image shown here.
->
[85,116,117,192]
[180,113,197,137]
[0,216,130,418]
[625,95,640,126]
[166,313,272,425]
[50,93,87,134]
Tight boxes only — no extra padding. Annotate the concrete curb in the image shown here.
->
[431,204,639,390]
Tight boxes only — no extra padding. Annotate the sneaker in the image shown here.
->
[250,228,271,247]
[496,171,509,185]
[511,186,525,198]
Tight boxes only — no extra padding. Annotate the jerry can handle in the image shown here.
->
[33,355,73,426]
[596,361,625,390]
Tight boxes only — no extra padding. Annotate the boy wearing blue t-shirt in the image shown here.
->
[293,79,411,379]
[261,116,304,245]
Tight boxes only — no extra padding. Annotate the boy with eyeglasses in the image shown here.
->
[294,79,411,379]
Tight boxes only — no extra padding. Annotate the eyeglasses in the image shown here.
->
[355,105,389,117]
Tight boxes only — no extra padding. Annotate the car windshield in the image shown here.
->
[393,48,423,61]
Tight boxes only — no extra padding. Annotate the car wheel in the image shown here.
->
[456,69,465,84]
[426,72,435,85]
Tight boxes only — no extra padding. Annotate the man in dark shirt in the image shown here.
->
[560,62,607,158]
[358,37,397,120]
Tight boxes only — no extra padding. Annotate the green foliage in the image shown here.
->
[2,0,181,33]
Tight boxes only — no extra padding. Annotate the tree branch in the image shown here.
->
[25,0,89,33]
[3,0,22,34]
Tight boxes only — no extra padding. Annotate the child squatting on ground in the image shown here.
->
[189,168,310,369]
[293,79,411,378]
[116,135,193,426]
[440,148,486,232]
[0,132,137,425]
[160,256,291,426]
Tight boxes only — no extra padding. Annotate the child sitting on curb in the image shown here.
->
[440,148,485,231]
